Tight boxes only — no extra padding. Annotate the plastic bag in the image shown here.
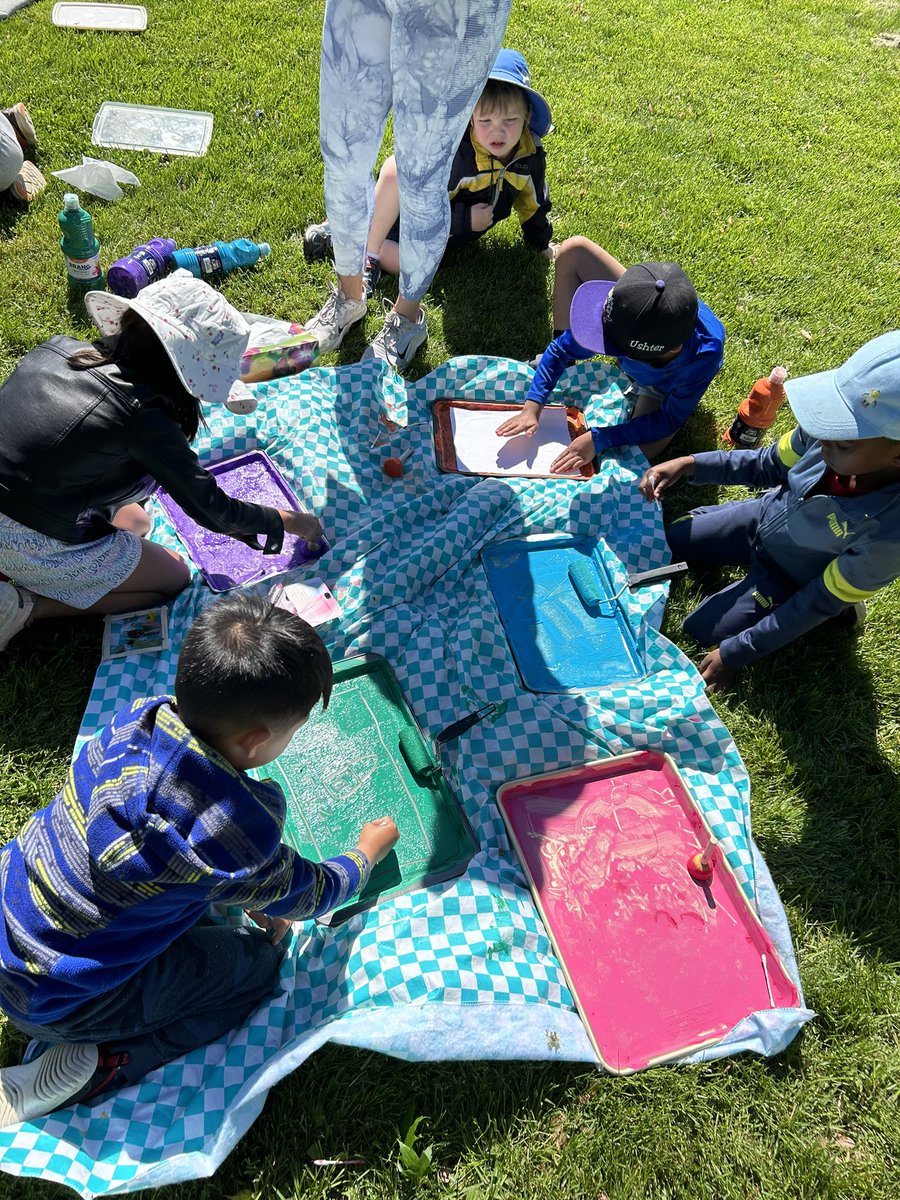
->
[51,155,140,201]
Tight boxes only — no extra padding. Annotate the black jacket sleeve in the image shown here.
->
[516,148,553,250]
[126,406,284,553]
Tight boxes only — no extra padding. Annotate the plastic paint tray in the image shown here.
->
[92,102,213,156]
[52,3,147,29]
[497,751,800,1074]
[155,450,328,592]
[480,534,643,692]
[259,654,478,924]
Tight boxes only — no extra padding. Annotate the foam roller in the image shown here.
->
[399,727,438,778]
[568,559,605,608]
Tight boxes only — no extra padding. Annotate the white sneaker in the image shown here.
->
[362,305,428,372]
[0,582,34,651]
[0,1043,98,1128]
[304,285,367,353]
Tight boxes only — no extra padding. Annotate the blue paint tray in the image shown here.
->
[480,535,644,692]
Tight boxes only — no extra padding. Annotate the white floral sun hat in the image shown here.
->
[84,269,257,414]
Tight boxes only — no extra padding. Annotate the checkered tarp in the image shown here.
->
[0,357,812,1196]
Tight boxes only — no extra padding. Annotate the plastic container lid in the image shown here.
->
[52,3,148,30]
[91,102,213,156]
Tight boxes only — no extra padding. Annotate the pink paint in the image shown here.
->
[497,751,799,1074]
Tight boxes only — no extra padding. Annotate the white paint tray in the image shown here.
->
[92,102,213,156]
[52,3,147,29]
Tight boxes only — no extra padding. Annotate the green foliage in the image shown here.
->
[1,0,899,1198]
[396,1116,435,1185]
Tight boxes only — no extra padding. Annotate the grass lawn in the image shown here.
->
[1,0,899,1196]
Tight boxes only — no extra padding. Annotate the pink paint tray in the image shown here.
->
[497,752,799,1074]
[155,450,328,592]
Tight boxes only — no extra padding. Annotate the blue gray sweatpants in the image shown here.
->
[319,0,512,303]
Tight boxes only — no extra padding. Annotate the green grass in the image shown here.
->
[1,0,900,1196]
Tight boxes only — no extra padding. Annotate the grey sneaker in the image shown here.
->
[305,285,368,353]
[362,306,428,372]
[303,219,333,262]
[0,583,34,651]
[0,1042,98,1128]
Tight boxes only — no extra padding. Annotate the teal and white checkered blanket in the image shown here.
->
[0,356,812,1196]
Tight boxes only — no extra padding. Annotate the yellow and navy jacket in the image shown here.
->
[690,428,900,666]
[447,126,552,250]
[0,698,370,1024]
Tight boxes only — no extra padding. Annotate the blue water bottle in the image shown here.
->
[171,238,271,279]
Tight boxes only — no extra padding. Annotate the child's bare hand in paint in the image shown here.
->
[496,400,542,439]
[638,456,695,503]
[279,509,323,549]
[245,910,293,944]
[698,648,737,693]
[470,203,494,232]
[549,431,595,475]
[356,816,400,866]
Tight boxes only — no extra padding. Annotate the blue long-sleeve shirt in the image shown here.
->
[691,428,900,666]
[527,301,725,453]
[0,697,370,1023]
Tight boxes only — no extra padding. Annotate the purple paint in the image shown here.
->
[107,238,177,298]
[156,450,328,592]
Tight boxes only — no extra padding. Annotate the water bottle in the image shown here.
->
[59,193,104,294]
[724,367,788,448]
[106,238,177,298]
[170,238,271,279]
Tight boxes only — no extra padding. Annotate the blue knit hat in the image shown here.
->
[488,49,553,138]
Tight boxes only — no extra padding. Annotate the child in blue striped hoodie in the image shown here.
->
[0,593,398,1125]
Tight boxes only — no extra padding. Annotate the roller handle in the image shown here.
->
[626,562,689,589]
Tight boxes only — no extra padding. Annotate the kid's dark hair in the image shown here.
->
[477,79,530,121]
[175,592,333,743]
[67,309,204,441]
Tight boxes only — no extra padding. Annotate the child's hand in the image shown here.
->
[356,816,400,866]
[637,457,695,502]
[280,509,323,549]
[549,431,595,475]
[470,203,494,232]
[245,909,293,944]
[698,648,737,693]
[496,400,542,438]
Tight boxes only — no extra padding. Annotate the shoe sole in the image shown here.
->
[10,161,46,203]
[3,104,36,154]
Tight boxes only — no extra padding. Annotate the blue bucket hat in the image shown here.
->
[786,330,900,441]
[487,49,553,138]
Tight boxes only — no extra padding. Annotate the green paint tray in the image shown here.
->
[260,654,478,924]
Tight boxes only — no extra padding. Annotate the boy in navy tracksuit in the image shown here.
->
[640,331,900,691]
[496,245,725,470]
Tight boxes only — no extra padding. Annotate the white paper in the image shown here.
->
[449,406,580,477]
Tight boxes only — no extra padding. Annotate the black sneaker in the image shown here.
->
[362,255,382,300]
[303,219,333,262]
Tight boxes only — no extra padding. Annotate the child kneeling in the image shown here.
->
[640,331,900,691]
[0,593,398,1126]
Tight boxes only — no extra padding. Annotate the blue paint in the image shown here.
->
[480,535,644,692]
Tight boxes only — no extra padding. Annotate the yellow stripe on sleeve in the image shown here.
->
[777,428,802,467]
[823,560,879,603]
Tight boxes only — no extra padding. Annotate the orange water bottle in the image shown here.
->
[724,366,788,448]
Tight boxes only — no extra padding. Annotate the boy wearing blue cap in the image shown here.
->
[496,238,725,470]
[639,331,900,691]
[305,49,553,372]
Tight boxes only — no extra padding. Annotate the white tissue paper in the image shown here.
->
[51,156,140,201]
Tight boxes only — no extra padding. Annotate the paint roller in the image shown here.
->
[398,726,440,780]
[568,559,690,616]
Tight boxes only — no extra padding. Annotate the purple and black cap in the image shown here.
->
[569,262,699,362]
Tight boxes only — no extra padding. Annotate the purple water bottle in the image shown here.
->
[106,238,177,298]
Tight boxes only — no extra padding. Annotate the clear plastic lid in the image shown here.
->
[52,3,148,30]
[91,102,214,157]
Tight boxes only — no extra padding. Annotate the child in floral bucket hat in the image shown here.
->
[0,271,322,652]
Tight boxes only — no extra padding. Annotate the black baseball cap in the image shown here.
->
[569,262,699,361]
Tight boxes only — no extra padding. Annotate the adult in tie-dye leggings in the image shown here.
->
[306,0,512,371]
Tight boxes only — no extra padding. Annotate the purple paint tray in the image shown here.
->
[156,451,327,592]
